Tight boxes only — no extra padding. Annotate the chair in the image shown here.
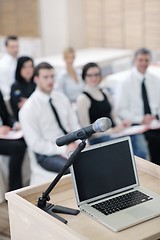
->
[0,156,9,203]
[28,149,57,185]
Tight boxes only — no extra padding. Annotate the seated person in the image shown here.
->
[116,48,160,165]
[19,62,80,174]
[77,62,148,159]
[0,90,26,191]
[56,47,84,103]
[10,56,36,120]
[0,36,19,100]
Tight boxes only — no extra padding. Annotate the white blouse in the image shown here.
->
[56,68,84,102]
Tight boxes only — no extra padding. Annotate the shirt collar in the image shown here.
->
[35,88,53,103]
[132,67,147,82]
[5,52,17,61]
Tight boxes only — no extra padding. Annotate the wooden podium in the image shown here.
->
[5,157,160,240]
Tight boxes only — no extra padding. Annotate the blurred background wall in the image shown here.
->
[0,0,160,57]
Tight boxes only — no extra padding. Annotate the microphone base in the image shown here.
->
[37,140,86,224]
[39,202,80,224]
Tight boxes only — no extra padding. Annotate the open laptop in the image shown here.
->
[70,137,160,232]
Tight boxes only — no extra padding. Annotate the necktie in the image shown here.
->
[141,78,151,114]
[49,98,68,135]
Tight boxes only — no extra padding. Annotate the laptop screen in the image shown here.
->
[71,137,138,204]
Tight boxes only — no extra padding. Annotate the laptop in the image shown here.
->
[70,137,160,232]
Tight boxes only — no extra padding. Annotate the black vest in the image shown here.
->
[83,90,115,127]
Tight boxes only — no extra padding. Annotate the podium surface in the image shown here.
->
[6,157,160,240]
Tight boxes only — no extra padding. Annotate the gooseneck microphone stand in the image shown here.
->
[37,140,86,224]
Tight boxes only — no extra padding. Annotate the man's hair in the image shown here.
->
[134,48,152,59]
[34,62,54,77]
[5,36,18,46]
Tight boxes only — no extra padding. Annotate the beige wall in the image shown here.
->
[85,0,160,50]
[0,0,39,37]
[0,0,86,57]
[39,0,68,55]
[1,0,160,57]
[39,0,86,55]
[67,0,86,49]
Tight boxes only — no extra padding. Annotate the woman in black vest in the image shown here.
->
[10,56,36,120]
[77,62,128,144]
[76,62,148,159]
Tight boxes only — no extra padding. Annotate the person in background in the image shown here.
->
[56,47,84,103]
[77,62,148,159]
[10,56,36,120]
[0,36,19,100]
[0,90,26,191]
[116,48,160,165]
[19,62,80,174]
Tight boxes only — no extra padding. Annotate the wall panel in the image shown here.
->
[0,0,39,37]
[84,0,160,50]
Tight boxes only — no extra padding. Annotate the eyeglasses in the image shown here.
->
[86,73,101,78]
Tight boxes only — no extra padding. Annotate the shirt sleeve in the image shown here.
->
[10,83,21,120]
[115,80,144,124]
[76,94,91,127]
[19,104,66,156]
[0,90,16,127]
[0,67,10,99]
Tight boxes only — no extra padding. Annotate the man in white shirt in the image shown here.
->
[0,36,19,100]
[19,62,80,173]
[116,48,160,165]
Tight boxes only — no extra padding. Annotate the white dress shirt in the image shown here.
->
[116,68,160,124]
[19,88,80,156]
[56,68,84,102]
[0,53,17,100]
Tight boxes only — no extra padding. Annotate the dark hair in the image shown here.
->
[82,62,101,80]
[15,56,34,83]
[34,62,54,77]
[5,36,18,46]
[134,48,152,59]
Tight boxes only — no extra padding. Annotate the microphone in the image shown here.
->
[56,117,112,146]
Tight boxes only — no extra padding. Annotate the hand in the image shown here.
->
[12,122,21,131]
[66,142,78,153]
[122,119,132,127]
[61,142,79,159]
[112,122,126,134]
[142,114,155,125]
[0,126,11,135]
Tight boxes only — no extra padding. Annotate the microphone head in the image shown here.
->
[93,117,112,132]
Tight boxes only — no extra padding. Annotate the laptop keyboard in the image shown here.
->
[92,190,153,216]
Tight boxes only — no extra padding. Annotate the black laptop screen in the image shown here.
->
[72,139,137,202]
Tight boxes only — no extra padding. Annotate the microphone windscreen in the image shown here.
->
[93,117,112,132]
